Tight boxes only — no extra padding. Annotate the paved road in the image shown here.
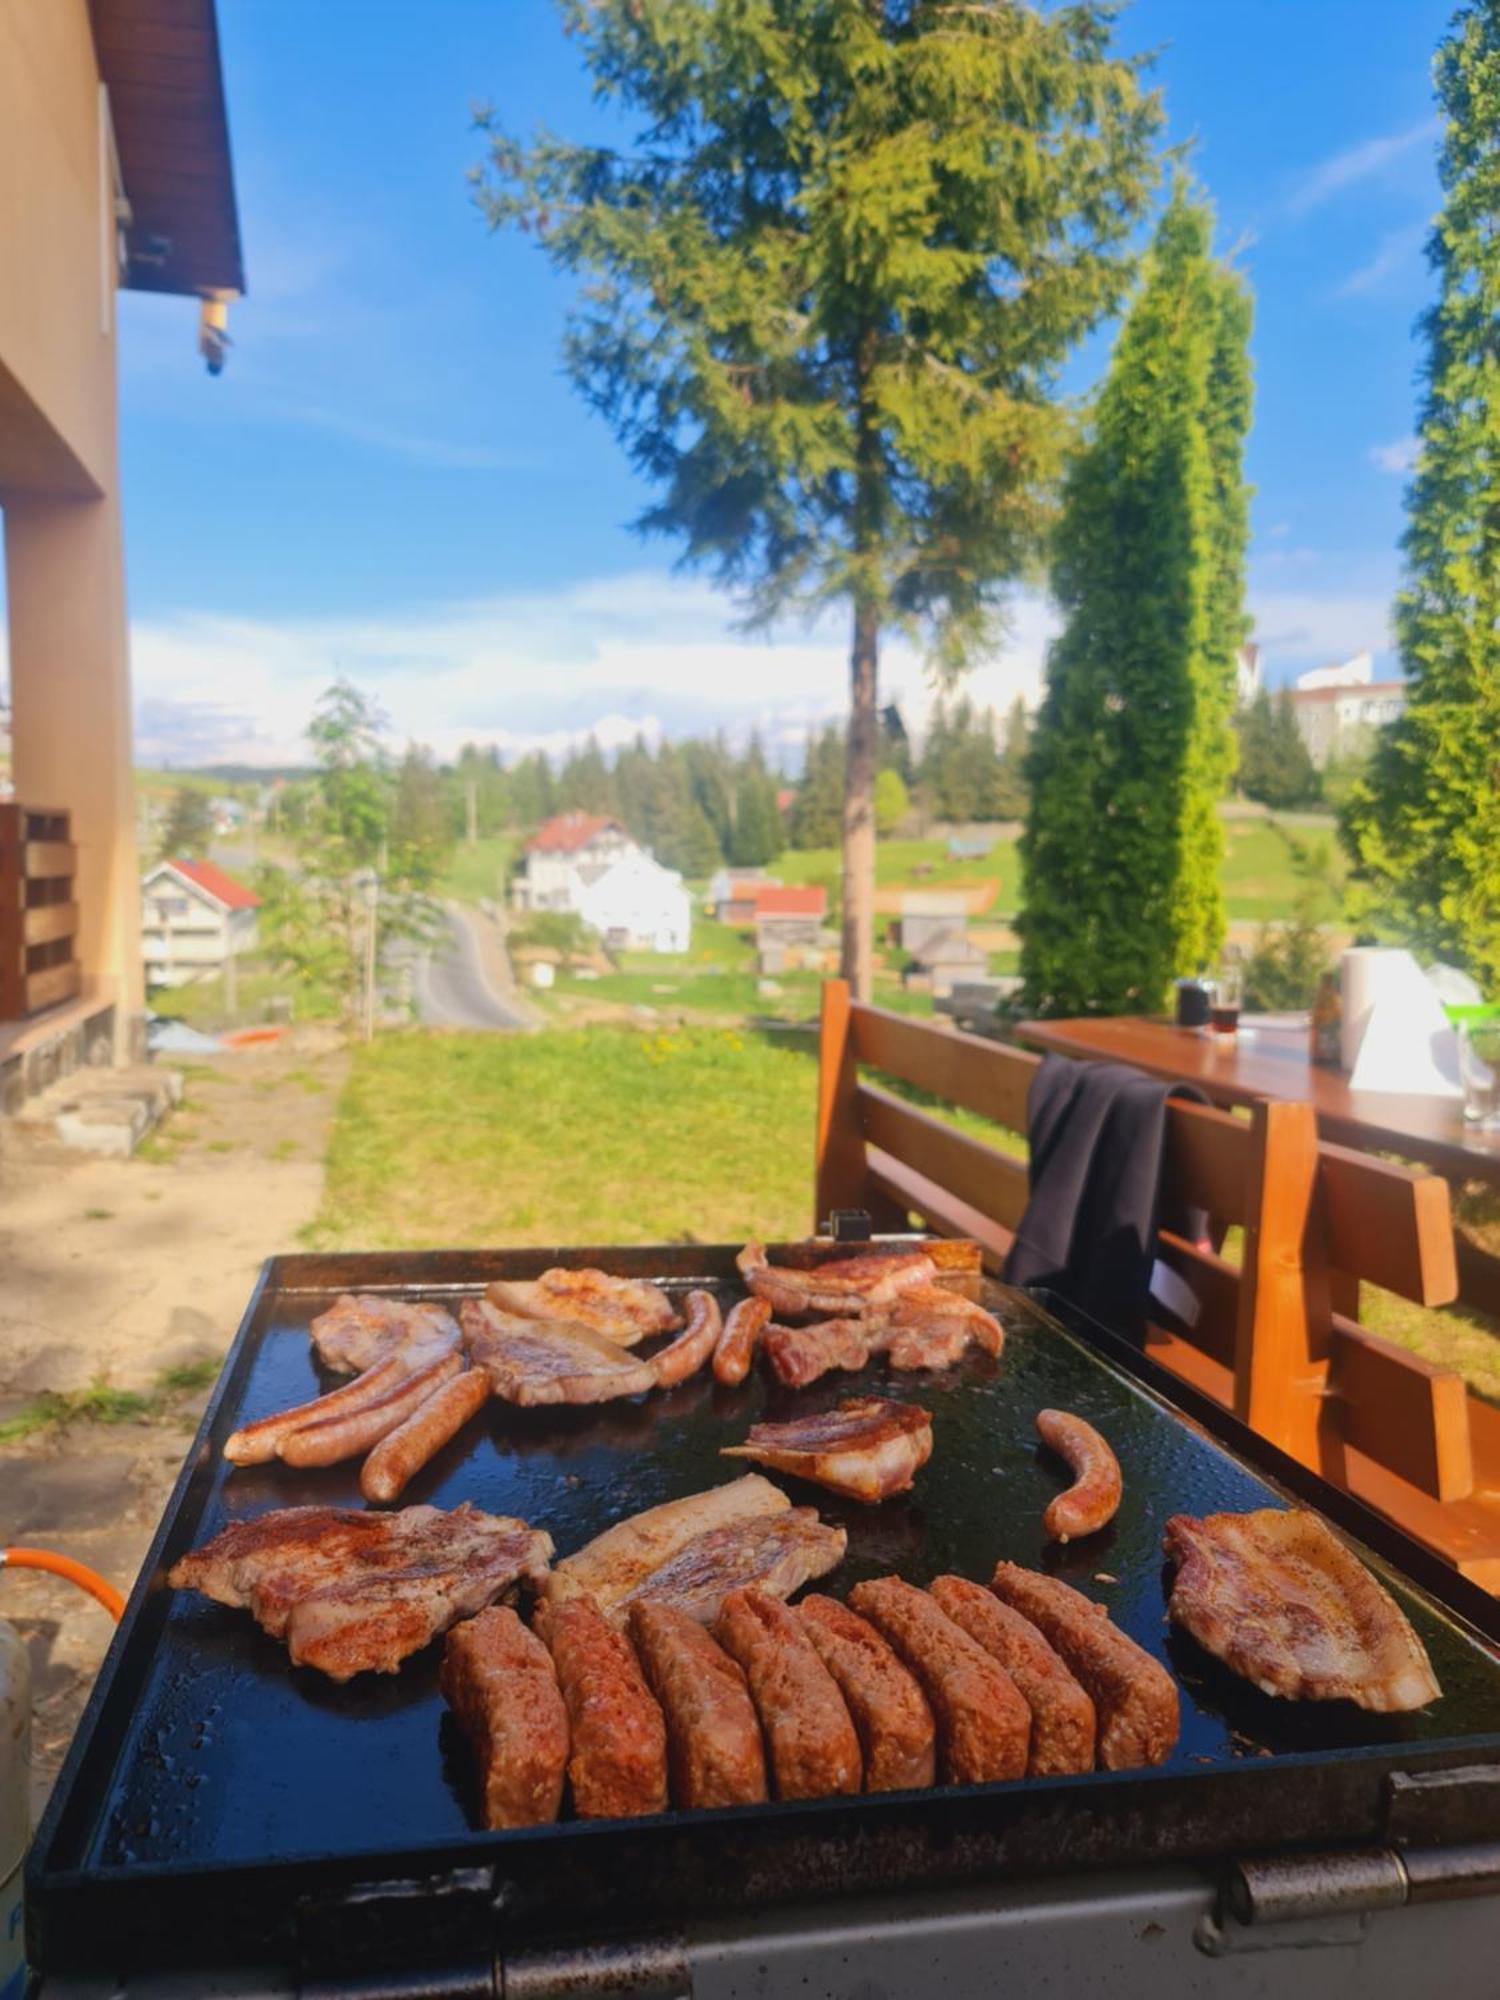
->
[414,905,530,1031]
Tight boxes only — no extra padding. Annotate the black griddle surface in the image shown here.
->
[28,1245,1500,1979]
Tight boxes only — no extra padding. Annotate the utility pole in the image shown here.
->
[224,921,238,1019]
[465,780,478,845]
[364,875,379,1044]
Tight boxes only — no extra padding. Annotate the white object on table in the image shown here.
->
[1344,947,1463,1099]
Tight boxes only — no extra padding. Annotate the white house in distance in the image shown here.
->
[141,858,260,988]
[513,812,691,954]
[1288,651,1407,767]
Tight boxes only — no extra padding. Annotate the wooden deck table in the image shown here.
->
[1014,1013,1500,1317]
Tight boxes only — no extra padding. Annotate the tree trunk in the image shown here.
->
[841,596,878,1002]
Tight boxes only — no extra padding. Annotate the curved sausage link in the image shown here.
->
[360,1368,492,1502]
[279,1351,464,1467]
[713,1296,771,1386]
[650,1290,723,1389]
[224,1352,409,1465]
[1036,1408,1122,1543]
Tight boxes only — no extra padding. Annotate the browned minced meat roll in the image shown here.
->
[797,1593,936,1792]
[533,1591,668,1819]
[989,1563,1179,1770]
[928,1574,1096,1776]
[440,1606,568,1829]
[713,1588,861,1800]
[847,1577,1029,1785]
[628,1599,768,1809]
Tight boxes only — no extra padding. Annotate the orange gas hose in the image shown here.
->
[2,1547,125,1622]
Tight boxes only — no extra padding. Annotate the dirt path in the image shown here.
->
[0,1031,347,1818]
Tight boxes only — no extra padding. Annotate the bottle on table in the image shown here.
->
[1310,971,1342,1068]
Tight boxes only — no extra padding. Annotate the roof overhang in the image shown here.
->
[89,0,245,299]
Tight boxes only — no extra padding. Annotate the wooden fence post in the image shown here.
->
[815,979,869,1231]
[1233,1098,1330,1469]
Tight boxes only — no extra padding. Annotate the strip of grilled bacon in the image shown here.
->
[722,1397,933,1504]
[737,1241,937,1318]
[1163,1509,1440,1712]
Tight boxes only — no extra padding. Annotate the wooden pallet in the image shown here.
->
[0,802,81,1020]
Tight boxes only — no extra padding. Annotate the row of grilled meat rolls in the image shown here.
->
[442,1562,1180,1828]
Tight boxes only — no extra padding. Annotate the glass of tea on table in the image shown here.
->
[1210,960,1243,1035]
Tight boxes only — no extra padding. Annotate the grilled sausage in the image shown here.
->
[714,1588,861,1800]
[798,1594,936,1792]
[278,1351,464,1467]
[713,1296,771,1386]
[359,1368,492,1502]
[928,1574,1096,1776]
[441,1607,568,1830]
[223,1352,409,1465]
[629,1599,768,1809]
[848,1577,1030,1785]
[989,1563,1179,1770]
[533,1592,668,1819]
[1036,1408,1122,1542]
[649,1290,723,1389]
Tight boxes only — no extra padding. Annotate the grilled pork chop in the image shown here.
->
[737,1242,937,1318]
[1163,1509,1440,1712]
[308,1294,462,1376]
[722,1398,934,1503]
[485,1269,681,1346]
[550,1475,790,1612]
[461,1298,657,1405]
[550,1475,846,1626]
[762,1291,1004,1389]
[167,1503,553,1681]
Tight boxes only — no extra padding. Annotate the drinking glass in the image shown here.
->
[1458,1020,1500,1129]
[1210,961,1243,1036]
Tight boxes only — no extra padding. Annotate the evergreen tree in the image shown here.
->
[874,766,909,836]
[390,745,451,883]
[1019,189,1253,1014]
[507,753,557,830]
[1342,0,1500,986]
[791,727,846,851]
[1234,687,1277,801]
[731,740,784,867]
[879,704,914,785]
[556,736,617,816]
[991,697,1031,820]
[683,737,734,858]
[481,1,1161,997]
[158,785,215,860]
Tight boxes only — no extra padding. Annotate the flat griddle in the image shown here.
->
[26,1244,1500,1982]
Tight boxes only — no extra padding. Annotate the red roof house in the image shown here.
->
[525,812,625,855]
[158,857,259,910]
[751,884,826,920]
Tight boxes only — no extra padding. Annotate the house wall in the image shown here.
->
[0,0,143,1040]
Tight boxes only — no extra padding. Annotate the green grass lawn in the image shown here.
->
[148,961,338,1026]
[771,809,1344,925]
[310,1025,819,1249]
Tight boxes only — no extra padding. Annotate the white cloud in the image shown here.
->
[127,571,1056,769]
[1370,434,1421,475]
[1328,222,1428,300]
[1285,119,1440,217]
[1248,588,1395,670]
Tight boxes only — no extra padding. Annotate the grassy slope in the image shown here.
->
[440,835,517,904]
[311,1025,818,1249]
[776,812,1344,923]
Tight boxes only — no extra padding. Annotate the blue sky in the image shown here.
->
[112,0,1450,767]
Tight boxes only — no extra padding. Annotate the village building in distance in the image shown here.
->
[1286,651,1407,767]
[513,812,692,954]
[140,858,259,988]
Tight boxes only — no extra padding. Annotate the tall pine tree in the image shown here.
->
[1342,0,1500,987]
[1019,188,1252,1014]
[480,1,1161,997]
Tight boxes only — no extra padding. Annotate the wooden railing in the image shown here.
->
[0,803,81,1021]
[817,980,1500,1588]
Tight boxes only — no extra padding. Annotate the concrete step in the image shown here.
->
[14,1063,182,1157]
